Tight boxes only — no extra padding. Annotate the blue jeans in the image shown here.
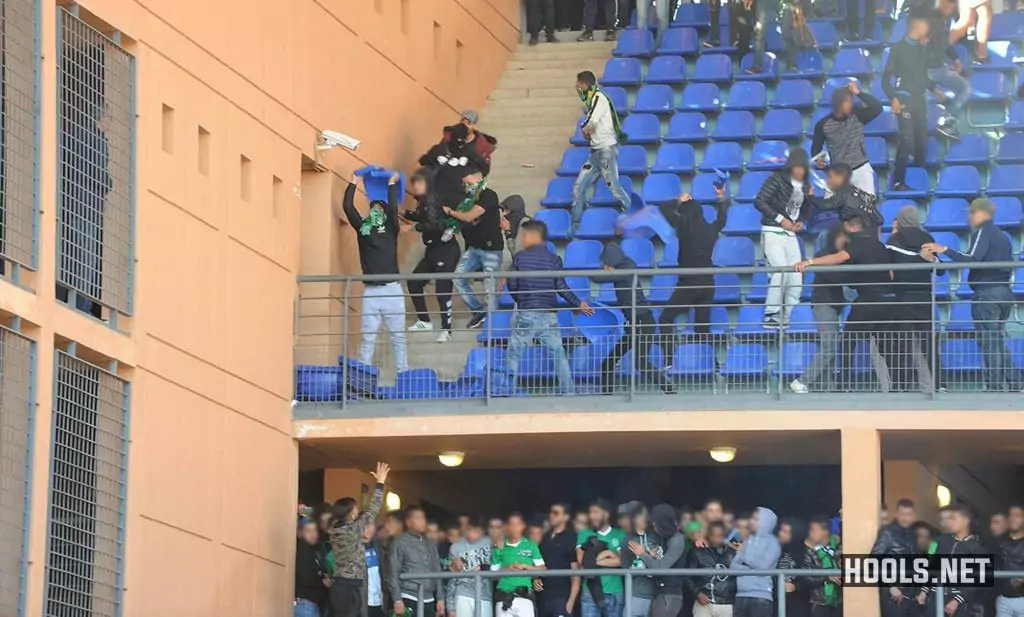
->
[629,597,652,617]
[454,248,504,313]
[582,592,624,617]
[506,311,575,394]
[572,145,631,224]
[295,599,321,617]
[972,285,1020,391]
[928,65,972,114]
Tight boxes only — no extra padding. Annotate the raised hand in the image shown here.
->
[371,462,391,484]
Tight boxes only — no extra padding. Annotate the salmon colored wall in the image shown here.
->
[1,1,520,616]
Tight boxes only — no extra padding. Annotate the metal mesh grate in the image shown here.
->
[56,9,134,314]
[45,351,129,617]
[0,326,35,616]
[0,0,40,269]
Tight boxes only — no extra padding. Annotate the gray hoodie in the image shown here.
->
[445,536,493,607]
[387,532,444,604]
[730,507,781,601]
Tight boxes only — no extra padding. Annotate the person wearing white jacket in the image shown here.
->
[571,71,631,225]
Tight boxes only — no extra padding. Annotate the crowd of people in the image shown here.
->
[295,467,1024,617]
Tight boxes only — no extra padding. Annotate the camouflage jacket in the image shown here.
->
[329,483,384,579]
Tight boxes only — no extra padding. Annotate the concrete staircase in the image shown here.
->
[479,37,617,214]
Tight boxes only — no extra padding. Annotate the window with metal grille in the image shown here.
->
[0,326,35,616]
[0,0,40,271]
[55,8,135,316]
[45,351,129,617]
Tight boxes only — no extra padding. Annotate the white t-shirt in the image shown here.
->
[762,179,805,235]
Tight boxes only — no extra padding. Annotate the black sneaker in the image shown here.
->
[528,34,539,46]
[605,29,617,41]
[973,55,990,66]
[703,39,720,48]
[891,182,911,192]
[744,65,763,75]
[546,33,557,43]
[466,312,487,329]
[661,382,678,395]
[577,29,594,42]
[936,121,960,141]
[762,315,782,330]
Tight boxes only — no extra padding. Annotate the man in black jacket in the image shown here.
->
[883,10,932,192]
[658,184,728,340]
[919,505,986,617]
[685,522,736,617]
[813,163,882,234]
[297,517,332,617]
[405,171,461,343]
[871,499,918,617]
[811,83,884,196]
[796,517,842,617]
[996,504,1024,617]
[598,243,676,394]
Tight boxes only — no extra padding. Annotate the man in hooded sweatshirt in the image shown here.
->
[811,83,884,196]
[730,507,781,617]
[598,243,675,394]
[755,148,814,329]
[632,504,689,617]
[621,504,661,617]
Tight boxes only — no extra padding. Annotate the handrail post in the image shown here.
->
[624,569,633,617]
[934,587,944,617]
[776,573,787,617]
[475,573,483,617]
[418,583,425,617]
[485,271,493,406]
[929,263,937,400]
[342,280,350,410]
[629,273,638,402]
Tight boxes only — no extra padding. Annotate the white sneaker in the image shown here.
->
[408,321,434,332]
[436,330,452,343]
[789,379,809,394]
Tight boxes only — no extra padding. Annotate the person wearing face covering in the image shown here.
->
[598,243,676,394]
[571,71,631,225]
[731,507,781,617]
[633,505,689,617]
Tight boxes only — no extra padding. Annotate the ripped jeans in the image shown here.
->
[572,144,631,224]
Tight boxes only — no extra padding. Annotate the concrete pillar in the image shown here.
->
[842,427,882,617]
[884,461,939,524]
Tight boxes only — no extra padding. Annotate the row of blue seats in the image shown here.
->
[295,336,1024,401]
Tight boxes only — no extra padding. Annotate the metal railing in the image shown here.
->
[295,259,1024,409]
[0,325,36,617]
[44,350,130,617]
[0,0,40,277]
[55,7,135,322]
[399,568,1024,617]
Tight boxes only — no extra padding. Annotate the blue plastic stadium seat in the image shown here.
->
[736,171,771,202]
[725,82,768,111]
[992,197,1023,229]
[679,83,722,113]
[931,231,961,256]
[808,20,837,51]
[772,79,815,110]
[534,209,572,240]
[461,347,506,381]
[973,41,1020,73]
[613,29,654,57]
[615,344,667,379]
[1006,101,1024,131]
[642,173,684,205]
[600,58,643,87]
[736,53,779,81]
[758,109,803,140]
[843,20,884,50]
[924,198,969,231]
[879,199,914,232]
[559,276,593,305]
[672,3,710,28]
[646,55,687,85]
[870,75,890,105]
[923,137,941,168]
[713,273,743,304]
[864,112,898,137]
[623,113,661,145]
[570,118,591,146]
[476,310,514,342]
[712,236,755,267]
[722,203,762,235]
[946,133,991,166]
[830,48,874,77]
[1007,338,1024,371]
[745,271,768,303]
[747,141,790,171]
[820,78,859,107]
[692,172,731,203]
[991,11,1024,40]
[606,87,629,115]
[774,342,818,379]
[621,237,655,268]
[591,176,634,206]
[515,347,558,379]
[658,239,678,267]
[785,304,817,335]
[665,112,709,142]
[295,365,344,402]
[618,145,649,176]
[394,369,443,400]
[866,136,890,168]
[711,111,756,141]
[955,271,975,299]
[987,165,1024,196]
[888,17,907,43]
[945,301,975,333]
[935,166,981,198]
[995,133,1024,164]
[885,168,929,199]
[563,240,604,269]
[732,305,767,337]
[941,339,985,373]
[666,343,717,378]
[720,343,769,377]
[1015,269,1024,298]
[970,72,1011,102]
[540,177,575,208]
[632,85,675,114]
[648,274,678,303]
[556,147,590,177]
[692,54,732,83]
[781,50,825,80]
[651,143,697,174]
[657,28,699,55]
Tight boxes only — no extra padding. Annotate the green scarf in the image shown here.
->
[927,540,938,555]
[359,205,387,236]
[446,177,487,231]
[579,86,628,143]
[815,536,841,607]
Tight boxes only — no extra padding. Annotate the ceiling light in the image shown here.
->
[709,447,736,463]
[936,484,952,508]
[385,491,402,511]
[438,451,465,467]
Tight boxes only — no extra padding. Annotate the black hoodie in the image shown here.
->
[640,504,689,597]
[754,148,814,230]
[404,180,448,247]
[810,224,849,309]
[886,226,938,301]
[600,243,652,318]
[659,194,729,269]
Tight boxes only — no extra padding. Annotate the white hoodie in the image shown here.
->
[583,92,618,150]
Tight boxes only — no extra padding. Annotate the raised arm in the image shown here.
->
[342,179,362,228]
[810,116,829,160]
[854,91,884,125]
[386,176,402,230]
[710,193,730,235]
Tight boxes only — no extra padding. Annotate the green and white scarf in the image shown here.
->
[815,536,841,607]
[446,177,487,231]
[359,205,387,236]
[579,85,628,143]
